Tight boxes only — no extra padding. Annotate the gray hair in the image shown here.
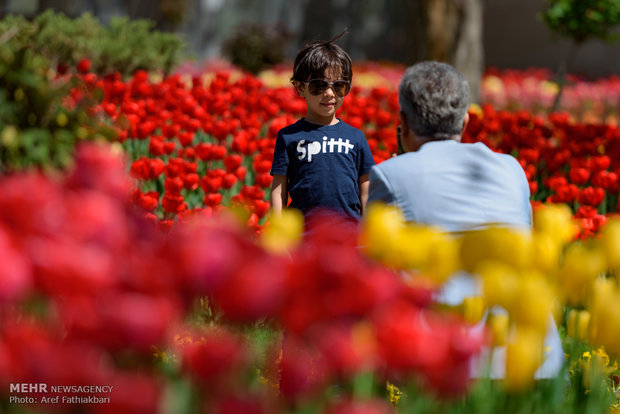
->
[398,61,470,139]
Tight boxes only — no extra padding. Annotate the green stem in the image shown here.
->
[550,42,580,114]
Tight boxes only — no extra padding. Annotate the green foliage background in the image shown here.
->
[0,10,186,78]
[0,10,187,173]
[541,0,620,44]
[222,23,291,74]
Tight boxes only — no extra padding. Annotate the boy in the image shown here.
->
[270,32,375,220]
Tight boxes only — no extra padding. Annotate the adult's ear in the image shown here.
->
[461,112,470,133]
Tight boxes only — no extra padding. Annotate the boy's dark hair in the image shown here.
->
[291,30,352,83]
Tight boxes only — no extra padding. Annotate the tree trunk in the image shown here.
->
[550,41,580,114]
[453,0,484,103]
[425,0,460,62]
[410,0,484,103]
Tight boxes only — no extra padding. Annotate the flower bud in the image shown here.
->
[487,312,510,347]
[462,295,486,325]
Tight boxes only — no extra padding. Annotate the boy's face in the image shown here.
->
[296,67,348,126]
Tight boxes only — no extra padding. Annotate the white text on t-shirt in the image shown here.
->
[297,136,355,162]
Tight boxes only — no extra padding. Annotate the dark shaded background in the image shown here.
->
[2,0,620,78]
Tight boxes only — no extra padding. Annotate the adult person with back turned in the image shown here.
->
[367,61,564,379]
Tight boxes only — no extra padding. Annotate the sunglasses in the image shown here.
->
[297,79,351,97]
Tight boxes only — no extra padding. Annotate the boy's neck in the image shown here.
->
[303,115,339,126]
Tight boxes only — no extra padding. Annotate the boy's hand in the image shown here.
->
[270,174,288,214]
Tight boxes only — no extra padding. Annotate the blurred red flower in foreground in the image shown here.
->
[0,142,485,412]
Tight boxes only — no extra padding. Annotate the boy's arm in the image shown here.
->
[358,173,370,215]
[270,174,288,215]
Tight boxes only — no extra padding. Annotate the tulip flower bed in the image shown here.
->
[481,67,620,124]
[1,142,619,414]
[77,66,620,239]
[4,63,620,412]
[260,63,620,124]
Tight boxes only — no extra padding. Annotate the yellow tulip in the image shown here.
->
[462,295,486,324]
[391,224,434,269]
[421,234,461,284]
[556,242,606,306]
[589,279,620,356]
[478,261,520,309]
[533,204,578,246]
[460,227,531,273]
[504,327,544,392]
[487,312,510,347]
[361,203,450,273]
[566,309,591,342]
[261,209,304,254]
[360,202,407,265]
[530,232,562,274]
[599,218,620,270]
[510,270,555,335]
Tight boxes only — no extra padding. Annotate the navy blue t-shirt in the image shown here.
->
[270,118,375,218]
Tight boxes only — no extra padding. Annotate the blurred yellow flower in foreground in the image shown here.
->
[352,202,620,388]
[360,202,407,265]
[530,232,562,274]
[460,227,532,273]
[421,233,461,284]
[533,204,578,245]
[487,312,510,347]
[556,242,606,306]
[600,218,620,271]
[462,295,486,324]
[504,327,544,392]
[360,202,457,283]
[510,270,556,334]
[478,261,520,310]
[589,279,620,356]
[478,263,554,336]
[261,209,304,254]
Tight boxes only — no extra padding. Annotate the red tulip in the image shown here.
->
[204,193,223,207]
[569,167,590,185]
[162,193,186,214]
[224,154,243,172]
[254,173,273,188]
[76,58,91,74]
[577,186,606,206]
[222,173,238,189]
[183,173,200,191]
[180,328,249,388]
[234,166,248,181]
[164,176,184,194]
[0,227,32,302]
